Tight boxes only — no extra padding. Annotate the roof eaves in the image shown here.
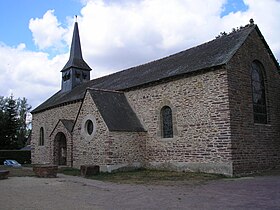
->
[31,99,83,114]
[108,128,147,132]
[254,25,280,72]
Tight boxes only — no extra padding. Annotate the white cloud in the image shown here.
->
[245,0,280,57]
[1,0,280,110]
[29,10,67,50]
[219,0,280,59]
[76,0,280,77]
[0,42,67,108]
[78,0,227,73]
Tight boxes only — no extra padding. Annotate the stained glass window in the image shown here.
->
[161,106,173,138]
[39,127,44,146]
[251,61,267,124]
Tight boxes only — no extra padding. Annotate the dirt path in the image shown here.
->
[1,174,280,210]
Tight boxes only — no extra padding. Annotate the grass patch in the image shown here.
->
[0,165,35,177]
[88,168,226,185]
[58,167,80,176]
[0,164,226,185]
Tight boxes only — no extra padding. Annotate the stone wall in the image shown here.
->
[72,92,108,168]
[72,91,146,171]
[105,131,146,172]
[32,27,280,176]
[49,121,73,166]
[125,69,233,175]
[227,29,280,175]
[31,102,81,164]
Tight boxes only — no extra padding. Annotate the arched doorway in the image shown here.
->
[54,132,67,165]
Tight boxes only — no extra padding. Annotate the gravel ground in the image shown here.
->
[1,174,280,210]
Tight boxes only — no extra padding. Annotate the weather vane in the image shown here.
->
[75,15,78,22]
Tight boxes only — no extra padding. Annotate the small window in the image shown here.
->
[251,61,267,124]
[75,70,81,79]
[81,115,97,140]
[62,72,71,81]
[39,127,44,146]
[161,106,173,138]
[86,120,94,135]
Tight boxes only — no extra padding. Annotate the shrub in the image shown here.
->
[0,150,31,164]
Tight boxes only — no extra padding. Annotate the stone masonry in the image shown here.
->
[31,22,280,176]
[31,102,81,164]
[72,91,146,172]
[50,120,73,166]
[126,68,233,175]
[227,29,280,175]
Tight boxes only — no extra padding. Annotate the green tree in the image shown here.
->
[0,95,32,149]
[0,107,8,149]
[16,97,32,148]
[0,96,9,149]
[5,95,20,149]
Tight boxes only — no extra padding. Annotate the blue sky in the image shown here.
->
[221,0,249,17]
[0,0,279,110]
[0,0,81,51]
[1,0,248,52]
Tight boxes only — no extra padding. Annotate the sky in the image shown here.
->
[0,0,280,111]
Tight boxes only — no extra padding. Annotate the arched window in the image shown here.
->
[39,127,44,146]
[251,61,267,124]
[161,106,173,138]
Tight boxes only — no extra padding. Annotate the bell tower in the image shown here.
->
[61,20,91,92]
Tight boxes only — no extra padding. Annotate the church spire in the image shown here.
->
[61,19,91,72]
[60,19,92,92]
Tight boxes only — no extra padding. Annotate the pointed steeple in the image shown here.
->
[61,20,91,72]
[60,19,92,92]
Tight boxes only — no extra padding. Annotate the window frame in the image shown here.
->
[85,119,94,135]
[39,127,44,146]
[251,60,268,124]
[161,106,174,138]
[81,114,97,141]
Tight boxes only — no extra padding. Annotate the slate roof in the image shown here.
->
[60,119,75,133]
[32,24,277,114]
[50,119,74,136]
[88,89,146,132]
[61,22,91,72]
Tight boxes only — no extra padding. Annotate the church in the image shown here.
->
[31,19,280,176]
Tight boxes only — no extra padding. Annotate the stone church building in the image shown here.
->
[31,20,280,176]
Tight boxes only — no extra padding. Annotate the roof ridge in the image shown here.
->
[89,24,256,84]
[215,22,256,39]
[86,88,123,93]
[32,22,263,114]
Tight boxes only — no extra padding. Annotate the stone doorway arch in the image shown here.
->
[54,132,67,165]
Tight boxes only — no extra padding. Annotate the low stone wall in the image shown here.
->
[0,170,9,179]
[33,165,58,178]
[80,165,100,176]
